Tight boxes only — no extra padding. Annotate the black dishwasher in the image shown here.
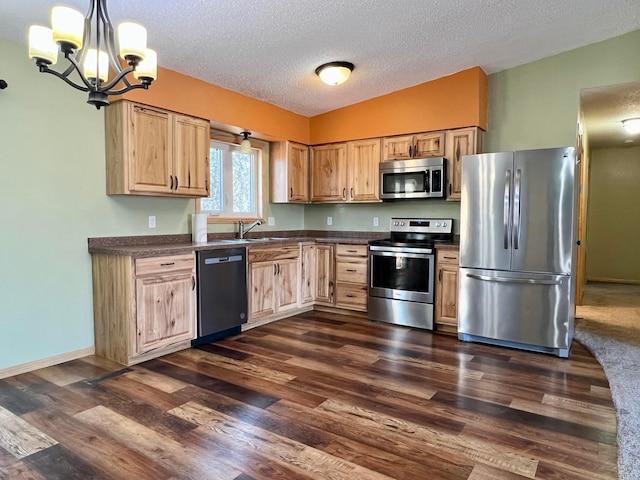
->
[193,247,248,346]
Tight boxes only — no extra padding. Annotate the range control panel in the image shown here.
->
[389,217,453,234]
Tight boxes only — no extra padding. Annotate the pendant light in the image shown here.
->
[315,61,354,86]
[239,131,252,153]
[28,0,157,109]
[622,118,640,135]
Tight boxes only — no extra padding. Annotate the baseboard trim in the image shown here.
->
[0,346,95,380]
[587,277,640,285]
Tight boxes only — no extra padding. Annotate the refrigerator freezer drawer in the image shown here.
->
[458,268,573,356]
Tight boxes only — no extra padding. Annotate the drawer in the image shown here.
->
[248,246,299,263]
[336,244,368,258]
[335,283,368,309]
[336,261,367,284]
[436,249,459,265]
[135,254,194,277]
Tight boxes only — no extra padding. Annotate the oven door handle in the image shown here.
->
[369,247,434,256]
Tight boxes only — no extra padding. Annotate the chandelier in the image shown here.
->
[28,0,157,109]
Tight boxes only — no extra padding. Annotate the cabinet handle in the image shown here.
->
[439,270,442,281]
[346,268,357,272]
[170,175,174,190]
[290,187,293,199]
[192,276,195,290]
[175,176,179,190]
[449,183,452,196]
[160,262,175,266]
[274,264,277,276]
[409,145,412,158]
[443,256,457,260]
[346,249,357,253]
[342,188,346,199]
[350,187,354,199]
[346,294,356,298]
[277,263,280,275]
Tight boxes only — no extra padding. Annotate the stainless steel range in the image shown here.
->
[368,218,453,330]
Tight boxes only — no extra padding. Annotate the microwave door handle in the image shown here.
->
[424,170,430,193]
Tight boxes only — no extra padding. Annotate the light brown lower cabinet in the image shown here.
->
[435,248,460,330]
[301,243,335,306]
[248,246,300,322]
[335,243,368,311]
[92,253,196,366]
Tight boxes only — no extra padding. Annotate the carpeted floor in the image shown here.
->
[575,282,640,480]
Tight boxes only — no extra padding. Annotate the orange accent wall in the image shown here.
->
[309,67,487,145]
[122,66,311,144]
[121,65,487,146]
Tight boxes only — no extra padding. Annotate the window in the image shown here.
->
[199,139,263,220]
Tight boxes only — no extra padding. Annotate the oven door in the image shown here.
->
[369,246,434,303]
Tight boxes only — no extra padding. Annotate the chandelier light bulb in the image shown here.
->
[28,26,59,65]
[118,22,147,62]
[51,6,84,51]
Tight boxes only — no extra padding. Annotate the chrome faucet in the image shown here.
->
[239,219,262,239]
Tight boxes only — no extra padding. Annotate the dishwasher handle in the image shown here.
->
[204,255,243,265]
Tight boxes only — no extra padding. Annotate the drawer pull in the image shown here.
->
[346,249,357,253]
[160,262,175,266]
[346,294,356,298]
[346,268,357,272]
[443,256,457,260]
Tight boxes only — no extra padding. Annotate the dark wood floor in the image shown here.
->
[0,311,617,479]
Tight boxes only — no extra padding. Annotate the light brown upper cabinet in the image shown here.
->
[383,131,445,160]
[270,141,310,203]
[105,101,210,197]
[445,127,483,201]
[310,143,348,202]
[310,139,381,203]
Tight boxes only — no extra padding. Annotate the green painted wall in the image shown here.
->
[2,28,639,371]
[0,38,303,371]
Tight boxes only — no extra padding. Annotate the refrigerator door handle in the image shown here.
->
[513,168,522,250]
[503,169,511,249]
[466,273,561,286]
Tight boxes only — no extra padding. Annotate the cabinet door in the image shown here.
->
[310,144,347,202]
[348,139,381,202]
[315,244,334,304]
[135,272,195,354]
[129,104,172,194]
[436,266,459,326]
[383,135,413,160]
[288,142,310,202]
[277,258,299,312]
[446,127,481,201]
[300,245,316,305]
[249,262,276,320]
[173,115,210,197]
[414,132,445,157]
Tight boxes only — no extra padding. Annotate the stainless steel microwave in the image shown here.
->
[379,157,446,200]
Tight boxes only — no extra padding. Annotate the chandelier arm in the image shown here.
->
[107,83,148,96]
[98,65,137,92]
[37,65,90,93]
[65,53,98,91]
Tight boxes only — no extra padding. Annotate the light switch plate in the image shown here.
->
[327,216,332,226]
[268,216,275,226]
[373,217,379,227]
[148,216,156,228]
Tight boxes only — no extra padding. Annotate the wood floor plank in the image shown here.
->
[123,367,191,393]
[23,409,174,480]
[0,405,57,459]
[171,401,396,480]
[75,405,242,480]
[21,444,109,480]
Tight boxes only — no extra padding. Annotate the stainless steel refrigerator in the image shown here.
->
[458,147,578,357]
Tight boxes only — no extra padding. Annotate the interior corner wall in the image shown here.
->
[586,146,640,283]
[485,29,640,152]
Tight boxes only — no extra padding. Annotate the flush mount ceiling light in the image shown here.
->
[315,61,354,86]
[28,0,157,109]
[622,118,640,134]
[239,131,252,153]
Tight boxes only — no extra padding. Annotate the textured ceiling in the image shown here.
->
[1,0,639,147]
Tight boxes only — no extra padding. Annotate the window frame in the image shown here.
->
[196,132,266,224]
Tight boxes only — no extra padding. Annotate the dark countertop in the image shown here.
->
[88,231,383,258]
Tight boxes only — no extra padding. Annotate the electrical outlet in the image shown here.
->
[268,216,275,226]
[327,216,333,226]
[373,217,379,227]
[148,215,156,228]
